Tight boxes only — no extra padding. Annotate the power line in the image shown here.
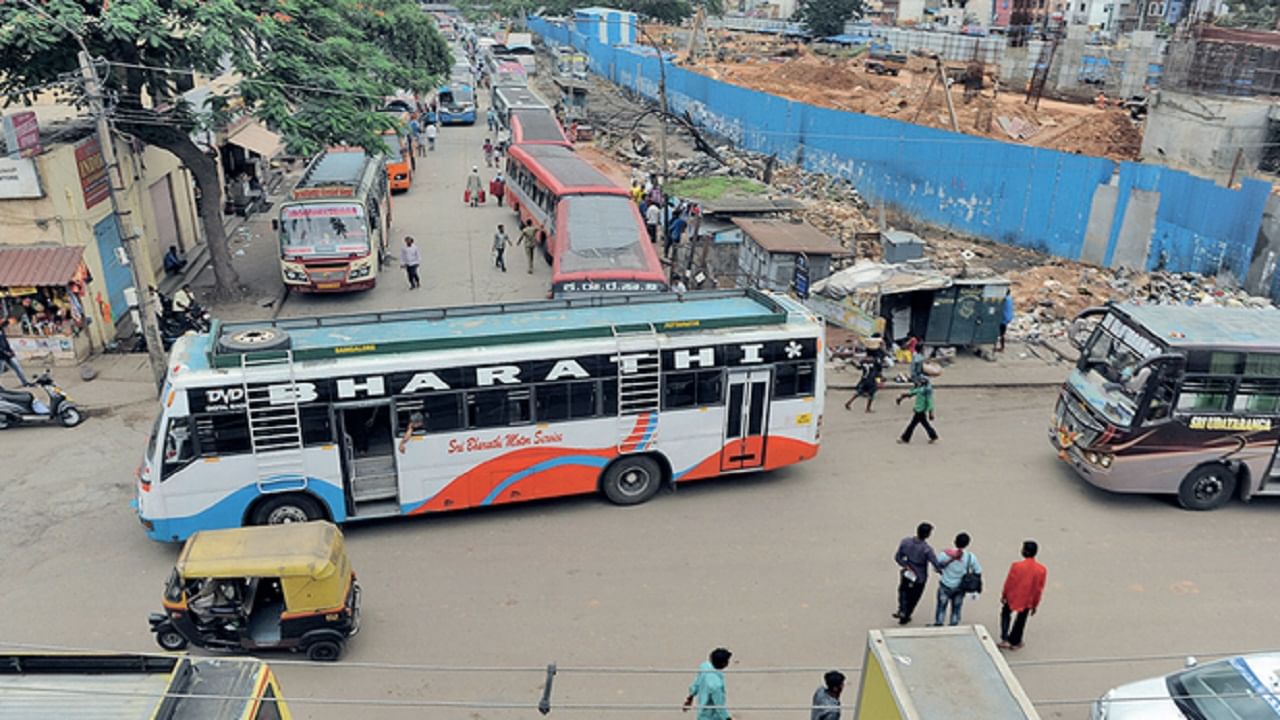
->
[0,638,1261,675]
[101,60,423,103]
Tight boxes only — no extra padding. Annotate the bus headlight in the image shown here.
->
[349,262,372,280]
[1098,453,1114,468]
[1085,451,1114,468]
[282,264,308,283]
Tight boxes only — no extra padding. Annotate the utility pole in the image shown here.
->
[79,50,167,387]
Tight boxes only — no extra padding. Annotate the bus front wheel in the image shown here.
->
[1177,464,1236,511]
[251,494,325,526]
[602,455,663,506]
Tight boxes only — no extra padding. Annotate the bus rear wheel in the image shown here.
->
[1177,464,1236,511]
[602,455,663,506]
[251,494,325,526]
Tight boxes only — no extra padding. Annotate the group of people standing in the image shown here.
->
[894,522,1047,650]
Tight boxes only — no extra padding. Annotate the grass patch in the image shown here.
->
[666,176,767,201]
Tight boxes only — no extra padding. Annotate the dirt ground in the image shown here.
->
[665,32,1144,161]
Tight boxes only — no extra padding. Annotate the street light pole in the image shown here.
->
[19,0,166,387]
[78,51,167,388]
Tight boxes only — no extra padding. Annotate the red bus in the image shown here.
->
[509,108,571,148]
[503,144,667,296]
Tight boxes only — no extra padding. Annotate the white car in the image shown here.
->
[1093,654,1280,719]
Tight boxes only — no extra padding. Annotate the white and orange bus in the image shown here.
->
[135,291,824,542]
[274,149,392,292]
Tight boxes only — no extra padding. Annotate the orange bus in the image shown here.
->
[379,129,414,193]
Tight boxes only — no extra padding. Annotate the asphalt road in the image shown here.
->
[3,91,1279,720]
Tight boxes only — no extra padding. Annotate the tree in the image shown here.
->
[793,0,865,38]
[0,0,451,299]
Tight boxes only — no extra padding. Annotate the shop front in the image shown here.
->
[0,246,97,366]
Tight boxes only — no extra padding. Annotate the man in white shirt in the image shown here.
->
[400,236,422,289]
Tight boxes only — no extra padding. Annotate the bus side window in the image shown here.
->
[1175,377,1234,413]
[467,388,531,428]
[1234,379,1280,414]
[194,412,252,456]
[397,393,464,434]
[601,379,618,416]
[1143,378,1176,425]
[162,417,197,480]
[775,361,816,398]
[300,405,334,445]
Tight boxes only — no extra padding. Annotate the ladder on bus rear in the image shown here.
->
[241,352,308,488]
[612,324,660,453]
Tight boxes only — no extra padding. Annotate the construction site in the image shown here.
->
[655,24,1147,161]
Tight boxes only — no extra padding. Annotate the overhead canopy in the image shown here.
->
[0,246,85,287]
[733,217,850,257]
[226,120,282,158]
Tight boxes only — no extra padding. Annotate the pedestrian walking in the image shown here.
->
[630,179,645,204]
[665,209,687,260]
[671,273,687,293]
[490,173,506,207]
[683,647,731,720]
[998,540,1047,651]
[483,138,495,168]
[895,377,938,444]
[0,319,32,387]
[493,224,510,272]
[465,166,483,207]
[844,343,884,412]
[644,201,661,244]
[810,670,845,720]
[486,107,498,132]
[425,122,437,152]
[400,236,421,289]
[519,220,539,274]
[893,521,944,625]
[932,532,981,627]
[409,116,422,157]
[999,289,1014,352]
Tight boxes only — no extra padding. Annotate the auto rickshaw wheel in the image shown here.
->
[305,638,343,662]
[155,627,189,652]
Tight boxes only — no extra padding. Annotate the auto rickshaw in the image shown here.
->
[148,521,360,662]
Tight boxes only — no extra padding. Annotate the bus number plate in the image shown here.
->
[316,282,340,289]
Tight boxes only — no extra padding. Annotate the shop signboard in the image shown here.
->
[0,157,44,199]
[3,111,42,159]
[75,136,111,209]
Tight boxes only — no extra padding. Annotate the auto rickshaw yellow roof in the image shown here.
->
[176,521,345,581]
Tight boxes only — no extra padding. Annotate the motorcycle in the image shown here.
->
[152,288,211,349]
[0,372,84,429]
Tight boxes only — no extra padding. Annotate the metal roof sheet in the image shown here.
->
[0,245,85,287]
[732,217,849,256]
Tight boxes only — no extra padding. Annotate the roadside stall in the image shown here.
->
[808,259,1008,349]
[0,246,95,366]
[854,625,1040,719]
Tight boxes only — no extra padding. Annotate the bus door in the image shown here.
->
[335,401,400,515]
[721,369,771,471]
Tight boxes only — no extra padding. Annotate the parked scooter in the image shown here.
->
[0,372,83,429]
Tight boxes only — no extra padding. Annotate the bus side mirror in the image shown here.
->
[271,219,279,231]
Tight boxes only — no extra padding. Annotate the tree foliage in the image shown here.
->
[1213,0,1278,29]
[0,0,451,297]
[793,0,864,37]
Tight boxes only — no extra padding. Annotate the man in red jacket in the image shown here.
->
[998,540,1047,650]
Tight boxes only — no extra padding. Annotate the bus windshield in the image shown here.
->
[279,203,370,258]
[378,133,405,162]
[1069,321,1160,427]
[440,86,474,107]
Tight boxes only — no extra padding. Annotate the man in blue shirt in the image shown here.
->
[933,532,981,626]
[999,289,1014,352]
[684,647,732,720]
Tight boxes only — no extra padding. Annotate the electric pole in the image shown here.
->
[78,50,167,388]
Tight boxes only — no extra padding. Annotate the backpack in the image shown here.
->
[959,553,983,594]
